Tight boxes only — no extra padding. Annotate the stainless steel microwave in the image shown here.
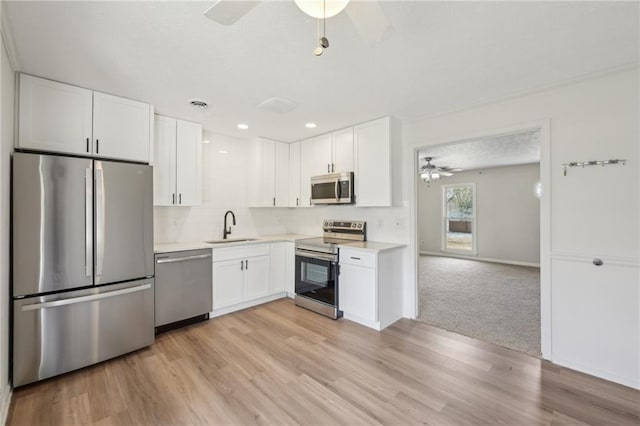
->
[310,172,355,205]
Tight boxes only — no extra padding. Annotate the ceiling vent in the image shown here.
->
[258,97,298,114]
[187,98,209,110]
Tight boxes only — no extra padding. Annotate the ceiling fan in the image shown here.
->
[419,157,462,185]
[203,0,393,54]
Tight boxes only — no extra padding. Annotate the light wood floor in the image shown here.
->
[8,298,640,425]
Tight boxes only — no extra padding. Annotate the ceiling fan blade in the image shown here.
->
[344,1,393,46]
[204,0,261,25]
[439,171,453,177]
[447,168,463,172]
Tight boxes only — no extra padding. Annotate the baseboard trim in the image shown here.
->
[0,384,12,425]
[420,251,540,268]
[210,292,288,318]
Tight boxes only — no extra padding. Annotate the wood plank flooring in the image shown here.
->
[7,298,640,425]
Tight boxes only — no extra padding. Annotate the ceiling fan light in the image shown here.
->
[294,0,350,19]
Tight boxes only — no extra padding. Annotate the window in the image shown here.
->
[442,183,477,255]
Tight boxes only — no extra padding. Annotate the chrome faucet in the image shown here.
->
[223,210,236,239]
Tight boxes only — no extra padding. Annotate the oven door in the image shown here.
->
[295,250,338,306]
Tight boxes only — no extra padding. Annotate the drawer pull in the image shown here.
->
[350,257,361,260]
[592,258,603,266]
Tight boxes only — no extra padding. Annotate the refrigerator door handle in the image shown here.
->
[95,166,105,277]
[85,168,93,277]
[21,284,152,311]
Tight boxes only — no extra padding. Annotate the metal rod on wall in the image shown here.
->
[562,159,626,176]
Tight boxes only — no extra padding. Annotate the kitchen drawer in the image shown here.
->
[13,279,154,387]
[339,248,376,268]
[211,244,270,262]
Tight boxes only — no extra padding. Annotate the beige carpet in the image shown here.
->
[418,255,541,356]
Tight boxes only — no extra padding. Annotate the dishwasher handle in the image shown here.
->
[156,253,212,264]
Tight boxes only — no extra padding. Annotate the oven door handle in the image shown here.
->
[295,249,337,263]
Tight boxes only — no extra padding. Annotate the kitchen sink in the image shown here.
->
[205,238,259,244]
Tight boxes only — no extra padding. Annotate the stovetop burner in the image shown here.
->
[295,220,366,255]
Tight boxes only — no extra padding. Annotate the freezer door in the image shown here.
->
[95,160,153,285]
[12,153,94,297]
[13,279,155,387]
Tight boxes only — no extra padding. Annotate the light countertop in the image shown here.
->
[154,234,405,254]
[154,234,314,254]
[338,241,406,252]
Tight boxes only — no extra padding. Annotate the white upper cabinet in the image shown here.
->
[17,74,152,163]
[311,129,354,175]
[153,115,202,206]
[176,120,202,206]
[18,74,93,156]
[248,138,291,207]
[288,142,301,207]
[332,127,354,173]
[153,116,177,206]
[313,133,333,175]
[354,116,392,207]
[93,91,151,162]
[274,141,289,207]
[248,138,276,207]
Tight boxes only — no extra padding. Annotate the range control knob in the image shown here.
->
[358,223,363,229]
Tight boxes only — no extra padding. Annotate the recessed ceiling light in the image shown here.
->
[237,123,249,130]
[203,140,211,144]
[305,122,317,129]
[218,150,229,155]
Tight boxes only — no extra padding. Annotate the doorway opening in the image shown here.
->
[415,129,543,356]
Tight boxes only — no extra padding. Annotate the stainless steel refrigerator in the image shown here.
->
[12,152,155,387]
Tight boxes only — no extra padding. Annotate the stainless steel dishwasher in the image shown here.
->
[154,249,213,332]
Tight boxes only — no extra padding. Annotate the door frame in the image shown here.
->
[407,119,552,359]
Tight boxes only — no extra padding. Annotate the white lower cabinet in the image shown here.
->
[212,259,245,309]
[270,242,295,294]
[244,256,270,299]
[338,247,403,330]
[551,256,639,389]
[212,243,296,315]
[339,263,376,322]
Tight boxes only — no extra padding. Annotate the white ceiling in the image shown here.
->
[418,130,540,171]
[4,1,639,142]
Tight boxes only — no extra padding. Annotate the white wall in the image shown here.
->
[0,1,14,418]
[154,130,287,243]
[419,163,541,264]
[404,67,639,388]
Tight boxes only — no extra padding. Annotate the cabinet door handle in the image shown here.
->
[241,260,244,271]
[593,258,603,266]
[96,139,99,154]
[172,193,175,205]
[245,259,248,269]
[179,193,182,204]
[296,197,299,206]
[86,138,90,153]
[273,197,275,206]
[327,163,330,173]
[332,163,335,173]
[350,256,361,260]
